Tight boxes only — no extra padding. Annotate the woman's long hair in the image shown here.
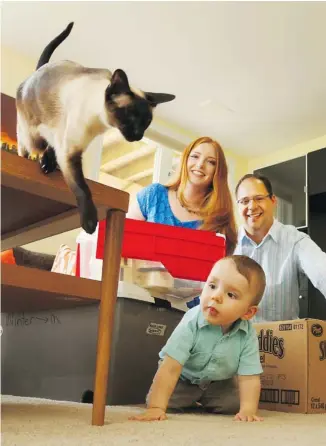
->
[166,136,237,254]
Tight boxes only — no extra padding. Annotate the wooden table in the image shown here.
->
[1,150,129,426]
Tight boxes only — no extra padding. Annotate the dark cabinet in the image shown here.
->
[254,147,326,320]
[307,148,326,319]
[308,147,326,196]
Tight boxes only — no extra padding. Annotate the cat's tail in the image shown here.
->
[36,22,74,70]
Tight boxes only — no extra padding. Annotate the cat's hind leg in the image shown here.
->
[16,114,32,158]
[16,116,44,160]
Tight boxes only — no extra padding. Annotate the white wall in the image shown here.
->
[1,45,35,96]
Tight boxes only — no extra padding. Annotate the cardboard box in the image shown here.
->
[254,319,326,414]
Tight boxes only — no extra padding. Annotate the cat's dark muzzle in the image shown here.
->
[123,132,144,142]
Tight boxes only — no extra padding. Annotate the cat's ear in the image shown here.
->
[107,69,131,95]
[145,92,176,107]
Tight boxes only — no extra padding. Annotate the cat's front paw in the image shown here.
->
[40,147,58,174]
[81,202,98,234]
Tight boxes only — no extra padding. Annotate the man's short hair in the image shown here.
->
[235,173,274,198]
[222,255,266,305]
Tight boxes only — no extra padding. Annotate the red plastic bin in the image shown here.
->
[96,219,226,282]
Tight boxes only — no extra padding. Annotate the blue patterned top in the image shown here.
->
[137,183,202,229]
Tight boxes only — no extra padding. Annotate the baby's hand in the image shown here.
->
[129,408,167,422]
[234,411,264,422]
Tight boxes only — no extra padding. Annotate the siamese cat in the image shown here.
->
[16,22,175,234]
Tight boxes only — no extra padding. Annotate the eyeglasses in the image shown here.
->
[237,194,271,206]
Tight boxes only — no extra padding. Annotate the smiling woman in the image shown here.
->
[127,136,237,255]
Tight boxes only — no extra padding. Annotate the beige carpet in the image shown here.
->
[1,395,325,446]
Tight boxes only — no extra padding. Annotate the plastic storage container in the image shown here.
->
[97,218,226,282]
[1,282,185,405]
[76,219,225,302]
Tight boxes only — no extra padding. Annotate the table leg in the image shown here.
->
[92,209,125,426]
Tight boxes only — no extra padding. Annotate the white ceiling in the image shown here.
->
[2,1,326,157]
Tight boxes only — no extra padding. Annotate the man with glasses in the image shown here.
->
[234,173,326,322]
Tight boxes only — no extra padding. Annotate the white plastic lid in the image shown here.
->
[117,281,186,312]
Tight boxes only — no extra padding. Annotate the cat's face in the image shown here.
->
[105,69,175,142]
[109,94,154,142]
